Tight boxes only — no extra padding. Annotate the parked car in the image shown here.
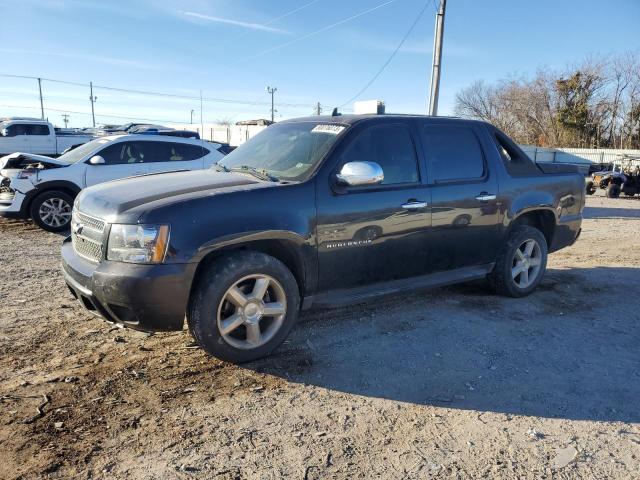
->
[98,123,149,134]
[133,126,201,139]
[61,115,584,363]
[0,118,94,157]
[0,135,226,231]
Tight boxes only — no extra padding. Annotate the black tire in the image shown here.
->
[188,251,300,363]
[606,183,621,198]
[488,225,548,298]
[585,181,596,195]
[29,190,74,232]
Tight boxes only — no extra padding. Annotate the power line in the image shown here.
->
[0,103,200,124]
[224,0,403,68]
[340,0,434,108]
[0,73,318,109]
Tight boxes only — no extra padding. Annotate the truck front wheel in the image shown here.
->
[488,225,548,298]
[188,251,300,363]
[30,190,74,232]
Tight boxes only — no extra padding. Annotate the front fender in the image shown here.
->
[196,229,309,259]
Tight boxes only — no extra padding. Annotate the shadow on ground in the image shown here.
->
[584,205,640,219]
[249,267,640,423]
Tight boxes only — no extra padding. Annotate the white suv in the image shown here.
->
[0,135,225,232]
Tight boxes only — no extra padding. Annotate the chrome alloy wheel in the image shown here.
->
[511,239,542,289]
[39,198,72,228]
[216,274,287,350]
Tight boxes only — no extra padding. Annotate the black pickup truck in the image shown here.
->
[61,115,584,362]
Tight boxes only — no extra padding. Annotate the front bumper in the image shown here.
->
[61,237,197,331]
[0,190,27,218]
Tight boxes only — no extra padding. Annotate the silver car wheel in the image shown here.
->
[39,198,72,228]
[217,274,287,350]
[511,239,542,289]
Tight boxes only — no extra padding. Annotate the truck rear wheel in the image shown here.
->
[188,251,300,363]
[30,190,74,232]
[488,225,548,298]
[606,183,621,198]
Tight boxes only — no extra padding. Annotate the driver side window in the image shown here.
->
[339,124,419,185]
[5,124,27,137]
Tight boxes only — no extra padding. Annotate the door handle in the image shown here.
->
[475,193,497,201]
[402,201,428,210]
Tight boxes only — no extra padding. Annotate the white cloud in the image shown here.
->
[179,10,289,34]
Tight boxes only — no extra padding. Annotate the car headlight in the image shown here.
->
[17,170,37,179]
[107,224,170,263]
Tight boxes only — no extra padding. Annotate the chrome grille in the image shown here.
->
[76,212,106,232]
[71,211,105,263]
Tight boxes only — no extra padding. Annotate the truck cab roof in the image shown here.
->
[281,113,478,127]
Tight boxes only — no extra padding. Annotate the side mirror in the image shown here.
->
[0,128,7,137]
[336,161,384,186]
[89,155,105,165]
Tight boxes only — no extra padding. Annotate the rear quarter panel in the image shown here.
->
[498,173,584,251]
[478,124,584,252]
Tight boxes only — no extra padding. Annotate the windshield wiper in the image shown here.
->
[228,165,278,182]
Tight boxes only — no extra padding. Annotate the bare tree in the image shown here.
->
[454,52,640,149]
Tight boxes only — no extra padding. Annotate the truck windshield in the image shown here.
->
[56,138,111,164]
[217,122,347,181]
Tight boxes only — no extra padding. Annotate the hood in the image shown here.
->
[0,152,70,170]
[77,169,271,221]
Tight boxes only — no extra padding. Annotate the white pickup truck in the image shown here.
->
[0,118,94,157]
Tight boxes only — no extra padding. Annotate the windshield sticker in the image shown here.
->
[312,124,345,135]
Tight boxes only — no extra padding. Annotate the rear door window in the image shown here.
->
[148,142,210,162]
[421,125,485,182]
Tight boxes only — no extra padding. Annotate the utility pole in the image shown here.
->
[428,0,446,116]
[190,109,195,124]
[315,102,322,115]
[62,114,70,128]
[266,86,277,122]
[89,81,97,127]
[37,78,45,120]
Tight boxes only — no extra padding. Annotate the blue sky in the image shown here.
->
[0,0,638,127]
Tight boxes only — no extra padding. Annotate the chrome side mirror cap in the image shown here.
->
[336,161,384,186]
[89,155,105,165]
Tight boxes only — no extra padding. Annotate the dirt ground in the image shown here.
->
[0,194,639,479]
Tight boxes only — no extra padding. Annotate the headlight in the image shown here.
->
[17,170,37,179]
[107,224,170,263]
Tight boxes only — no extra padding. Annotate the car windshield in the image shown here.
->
[217,121,347,181]
[56,138,112,164]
